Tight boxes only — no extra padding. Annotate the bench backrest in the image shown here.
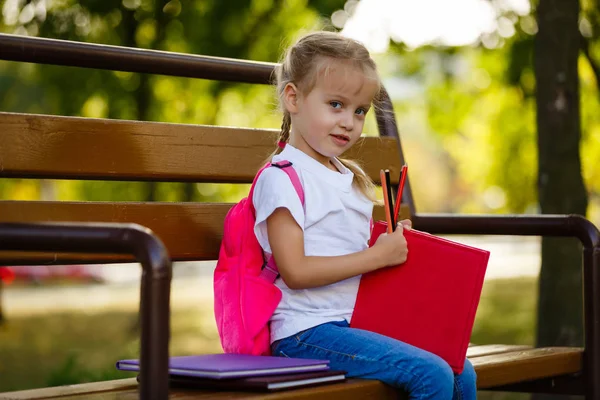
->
[0,112,409,264]
[0,34,412,265]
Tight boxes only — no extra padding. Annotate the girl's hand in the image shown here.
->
[373,222,409,267]
[399,218,412,230]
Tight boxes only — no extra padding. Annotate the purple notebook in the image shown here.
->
[116,354,330,379]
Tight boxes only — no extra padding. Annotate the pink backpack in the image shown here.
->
[214,160,304,355]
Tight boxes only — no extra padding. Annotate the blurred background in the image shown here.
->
[0,0,599,398]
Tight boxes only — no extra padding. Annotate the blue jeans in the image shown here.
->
[271,321,477,400]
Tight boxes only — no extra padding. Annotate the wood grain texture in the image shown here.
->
[0,112,401,184]
[0,201,409,264]
[0,201,229,262]
[0,378,402,400]
[472,347,582,388]
[466,344,532,358]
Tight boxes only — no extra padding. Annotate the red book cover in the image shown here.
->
[350,221,489,373]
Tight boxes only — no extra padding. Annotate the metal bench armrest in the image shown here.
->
[0,222,172,400]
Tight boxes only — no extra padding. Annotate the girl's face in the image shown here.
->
[285,62,379,170]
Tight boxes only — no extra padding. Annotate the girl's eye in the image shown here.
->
[355,108,367,116]
[330,101,342,109]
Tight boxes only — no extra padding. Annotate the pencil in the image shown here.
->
[380,169,394,234]
[384,170,395,231]
[393,164,408,223]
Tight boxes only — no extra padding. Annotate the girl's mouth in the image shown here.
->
[330,134,350,146]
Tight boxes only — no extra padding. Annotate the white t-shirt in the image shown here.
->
[252,144,374,343]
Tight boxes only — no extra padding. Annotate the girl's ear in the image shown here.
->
[283,83,300,114]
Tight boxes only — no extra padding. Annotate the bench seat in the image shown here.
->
[1,345,583,399]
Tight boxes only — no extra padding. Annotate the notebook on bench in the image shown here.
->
[116,353,330,379]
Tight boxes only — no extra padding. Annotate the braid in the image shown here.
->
[267,111,291,161]
[280,111,291,144]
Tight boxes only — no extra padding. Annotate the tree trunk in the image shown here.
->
[534,0,588,398]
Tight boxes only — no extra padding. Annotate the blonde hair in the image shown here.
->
[271,31,380,203]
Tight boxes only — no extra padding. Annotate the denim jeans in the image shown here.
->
[271,321,477,400]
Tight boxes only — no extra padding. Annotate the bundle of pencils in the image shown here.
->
[379,164,408,234]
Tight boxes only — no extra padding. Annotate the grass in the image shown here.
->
[0,277,538,397]
[472,277,537,346]
[0,306,222,392]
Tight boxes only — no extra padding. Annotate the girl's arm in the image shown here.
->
[267,207,409,289]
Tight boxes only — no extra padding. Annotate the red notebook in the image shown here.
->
[350,221,489,373]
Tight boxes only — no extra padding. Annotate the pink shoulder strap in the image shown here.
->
[247,160,304,208]
[270,160,304,205]
[254,160,304,282]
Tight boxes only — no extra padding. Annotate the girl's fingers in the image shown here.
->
[395,222,404,233]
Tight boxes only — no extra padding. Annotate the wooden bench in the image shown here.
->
[1,33,599,400]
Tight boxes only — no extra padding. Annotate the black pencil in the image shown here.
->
[384,169,395,231]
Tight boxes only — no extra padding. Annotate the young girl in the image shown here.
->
[252,31,477,399]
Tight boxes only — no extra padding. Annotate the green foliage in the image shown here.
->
[383,10,600,222]
[381,41,539,213]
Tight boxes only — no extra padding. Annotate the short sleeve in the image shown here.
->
[252,167,305,254]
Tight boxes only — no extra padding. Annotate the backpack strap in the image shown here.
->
[270,160,304,205]
[258,160,304,282]
[247,161,304,208]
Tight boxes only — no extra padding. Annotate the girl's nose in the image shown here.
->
[340,111,354,131]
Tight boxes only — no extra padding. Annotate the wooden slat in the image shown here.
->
[0,378,402,400]
[473,347,583,389]
[466,344,532,358]
[0,201,410,264]
[0,378,139,399]
[0,112,402,184]
[0,201,229,263]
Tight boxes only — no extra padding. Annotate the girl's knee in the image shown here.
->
[454,359,478,399]
[403,354,454,399]
[425,360,455,398]
[459,358,477,383]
